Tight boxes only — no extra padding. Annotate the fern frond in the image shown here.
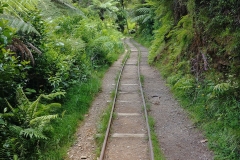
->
[142,15,152,23]
[4,98,15,112]
[28,94,43,119]
[30,114,58,128]
[132,14,145,22]
[20,128,47,139]
[213,83,231,94]
[51,0,85,17]
[45,103,61,111]
[136,7,151,14]
[30,114,58,134]
[104,41,114,48]
[34,103,61,116]
[1,15,40,35]
[173,75,195,91]
[16,87,30,108]
[94,36,110,42]
[42,92,66,100]
[9,125,23,135]
[0,112,14,119]
[2,0,38,11]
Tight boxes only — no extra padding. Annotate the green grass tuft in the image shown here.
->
[148,116,165,160]
[40,75,102,159]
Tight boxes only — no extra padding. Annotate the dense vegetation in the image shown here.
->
[134,0,240,159]
[1,0,240,159]
[0,0,125,159]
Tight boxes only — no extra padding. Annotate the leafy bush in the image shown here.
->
[141,0,240,159]
[0,1,124,159]
[0,87,64,159]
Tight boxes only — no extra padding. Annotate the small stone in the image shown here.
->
[81,156,87,159]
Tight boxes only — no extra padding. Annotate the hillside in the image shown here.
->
[134,0,240,159]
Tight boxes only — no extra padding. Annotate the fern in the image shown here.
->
[50,0,85,17]
[173,74,195,92]
[2,0,38,18]
[3,87,63,134]
[0,14,40,35]
[9,125,23,135]
[213,83,231,94]
[30,114,58,130]
[1,87,63,158]
[42,91,65,100]
[132,7,152,23]
[20,128,47,139]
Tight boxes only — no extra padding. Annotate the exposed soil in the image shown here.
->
[66,40,214,160]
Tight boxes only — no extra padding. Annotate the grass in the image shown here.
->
[139,66,165,159]
[39,48,124,159]
[140,74,145,84]
[95,103,112,156]
[148,116,165,160]
[95,75,119,157]
[154,62,240,159]
[40,75,102,159]
[134,35,152,48]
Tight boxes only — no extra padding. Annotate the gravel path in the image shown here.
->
[66,39,214,160]
[135,40,214,160]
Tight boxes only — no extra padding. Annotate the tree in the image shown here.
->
[89,0,119,21]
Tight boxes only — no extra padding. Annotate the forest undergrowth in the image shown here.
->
[0,0,124,159]
[1,0,240,159]
[134,0,240,159]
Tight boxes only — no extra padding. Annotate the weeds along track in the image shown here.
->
[99,38,154,160]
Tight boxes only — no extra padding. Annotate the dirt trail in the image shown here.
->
[66,39,214,160]
[135,40,214,160]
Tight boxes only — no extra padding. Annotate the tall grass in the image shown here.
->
[40,76,102,159]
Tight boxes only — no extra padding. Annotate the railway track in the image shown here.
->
[99,38,154,160]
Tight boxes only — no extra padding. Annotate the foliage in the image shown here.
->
[0,87,63,159]
[0,19,32,111]
[39,75,102,159]
[0,0,124,159]
[136,0,240,159]
[132,2,155,37]
[89,0,119,21]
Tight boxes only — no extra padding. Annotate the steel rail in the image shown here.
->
[99,38,154,160]
[131,38,154,160]
[99,39,130,160]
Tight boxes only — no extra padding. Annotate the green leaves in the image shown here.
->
[213,83,231,94]
[89,0,119,21]
[1,87,63,159]
[4,15,40,35]
[0,2,8,14]
[20,128,47,139]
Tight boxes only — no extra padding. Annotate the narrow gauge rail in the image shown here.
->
[99,38,154,160]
